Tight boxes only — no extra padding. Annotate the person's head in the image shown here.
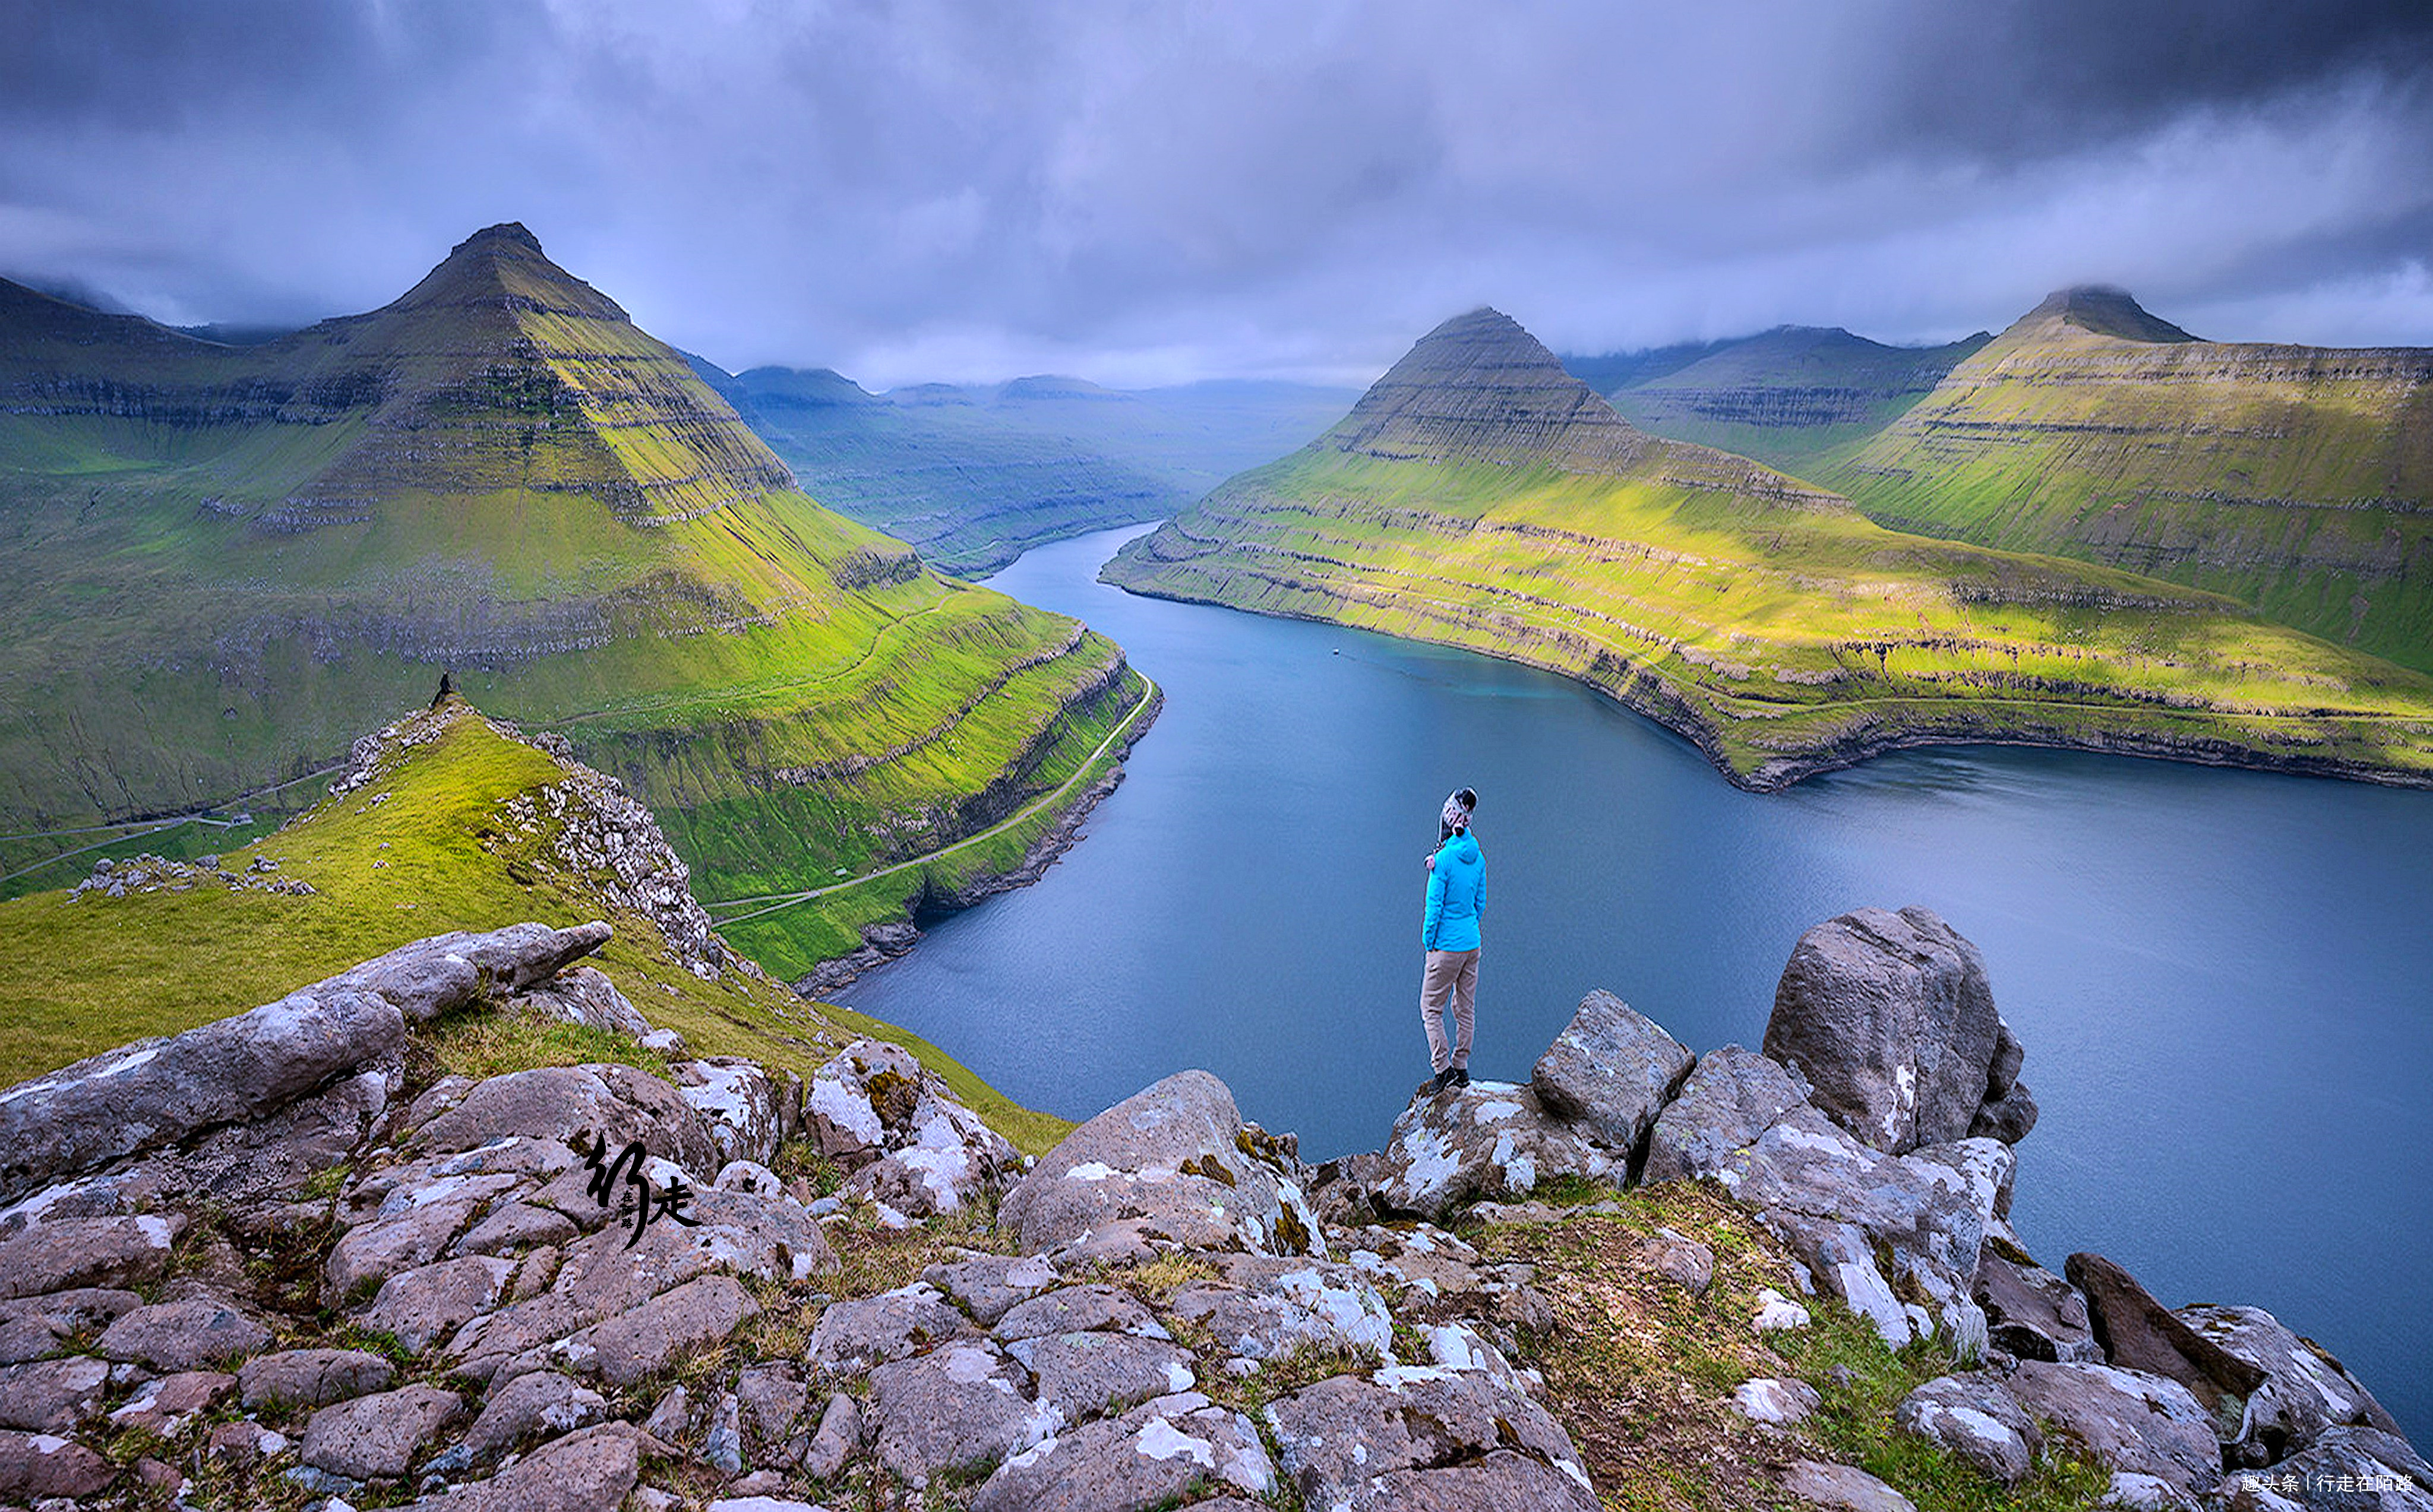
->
[1440,787,1477,840]
[1456,788,1477,815]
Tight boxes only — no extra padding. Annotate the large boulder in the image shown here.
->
[2179,1304,2404,1466]
[1894,1373,2043,1485]
[1763,906,2033,1154]
[2232,1427,2433,1512]
[1530,991,1694,1159]
[1974,1247,2098,1363]
[998,1071,1322,1261]
[1642,1045,1813,1185]
[1373,1081,1616,1221]
[971,1390,1276,1511]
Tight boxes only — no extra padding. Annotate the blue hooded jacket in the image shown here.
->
[1423,830,1485,952]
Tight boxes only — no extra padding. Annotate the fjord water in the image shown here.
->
[849,526,2433,1439]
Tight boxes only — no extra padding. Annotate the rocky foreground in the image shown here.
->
[0,909,2422,1511]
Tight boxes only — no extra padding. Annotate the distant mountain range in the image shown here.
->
[1108,306,2433,789]
[0,224,1146,980]
[694,360,1354,575]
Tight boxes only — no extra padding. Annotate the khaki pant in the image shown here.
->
[1420,948,1479,1074]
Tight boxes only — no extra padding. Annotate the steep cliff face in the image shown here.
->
[1107,307,2433,791]
[0,230,1152,983]
[1830,286,2433,672]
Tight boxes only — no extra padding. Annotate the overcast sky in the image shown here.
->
[4,0,2430,387]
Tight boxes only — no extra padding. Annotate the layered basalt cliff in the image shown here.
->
[1830,286,2433,674]
[1106,306,2433,792]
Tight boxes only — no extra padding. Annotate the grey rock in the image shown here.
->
[404,1419,644,1512]
[734,1362,808,1455]
[924,1251,1060,1326]
[461,1370,606,1457]
[1374,1080,1615,1220]
[1969,1084,2040,1145]
[703,1391,745,1473]
[2235,1427,2433,1512]
[994,1285,1165,1343]
[1008,1331,1196,1422]
[558,1273,759,1388]
[676,1058,785,1169]
[518,966,650,1037]
[0,1428,116,1500]
[643,1382,693,1441]
[97,1295,269,1371]
[2180,1304,2404,1464]
[2068,1252,2265,1441]
[1780,1460,1917,1512]
[2001,1360,2222,1494]
[998,1069,1320,1260]
[800,1392,861,1480]
[1642,1044,1813,1185]
[972,1390,1275,1511]
[1763,906,2012,1154]
[1895,1374,2043,1485]
[328,1193,507,1296]
[1974,1249,2097,1363]
[412,1063,719,1179]
[1264,1352,1597,1512]
[0,1288,138,1337]
[0,1358,108,1432]
[1638,1227,1715,1295]
[804,1283,974,1379]
[0,1214,184,1299]
[301,1383,464,1480]
[1166,1255,1394,1362]
[451,1200,581,1258]
[360,1255,516,1353]
[238,1348,396,1410]
[324,921,615,1024]
[864,1341,1050,1483]
[104,1369,235,1435]
[1530,990,1695,1157]
[1732,1376,1823,1425]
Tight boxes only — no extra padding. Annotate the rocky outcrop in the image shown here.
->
[1370,1081,1617,1221]
[1531,989,1695,1162]
[804,1039,1019,1217]
[1763,906,2033,1154]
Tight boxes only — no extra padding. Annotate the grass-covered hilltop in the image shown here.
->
[1105,307,2433,790]
[1821,287,2433,675]
[0,224,1152,978]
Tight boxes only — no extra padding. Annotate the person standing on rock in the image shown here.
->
[1420,789,1485,1093]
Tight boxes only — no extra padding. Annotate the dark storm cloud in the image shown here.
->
[2,0,2429,383]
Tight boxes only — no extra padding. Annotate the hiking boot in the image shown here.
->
[1424,1069,1451,1095]
[1450,1067,1470,1088]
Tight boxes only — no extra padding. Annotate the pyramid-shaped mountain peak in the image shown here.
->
[1323,306,1652,470]
[380,220,630,324]
[2021,285,2198,344]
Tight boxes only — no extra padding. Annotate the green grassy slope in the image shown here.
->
[705,362,1354,575]
[1106,308,2433,790]
[0,227,1148,980]
[1573,326,1991,475]
[1825,287,2433,673]
[0,697,1074,1153]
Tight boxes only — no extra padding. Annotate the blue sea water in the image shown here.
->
[846,526,2433,1440]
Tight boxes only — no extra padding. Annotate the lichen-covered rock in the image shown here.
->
[1999,1360,2222,1495]
[807,1041,1021,1217]
[1375,1080,1614,1220]
[804,1282,975,1379]
[1642,1043,1813,1184]
[410,1063,721,1179]
[2180,1303,2404,1466]
[1780,1459,1917,1512]
[1530,990,1695,1157]
[462,1369,608,1457]
[1733,1376,1822,1425]
[360,1255,517,1353]
[1895,1373,2043,1485]
[518,966,651,1037]
[1007,1330,1197,1423]
[1165,1255,1394,1362]
[995,1284,1167,1343]
[864,1341,1054,1483]
[105,1369,234,1435]
[0,1427,116,1500]
[0,1213,183,1299]
[2230,1426,2433,1512]
[971,1389,1275,1512]
[675,1058,785,1168]
[999,1070,1320,1260]
[0,1356,108,1432]
[403,1419,647,1512]
[1263,1329,1597,1512]
[1763,906,2030,1154]
[925,1251,1061,1326]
